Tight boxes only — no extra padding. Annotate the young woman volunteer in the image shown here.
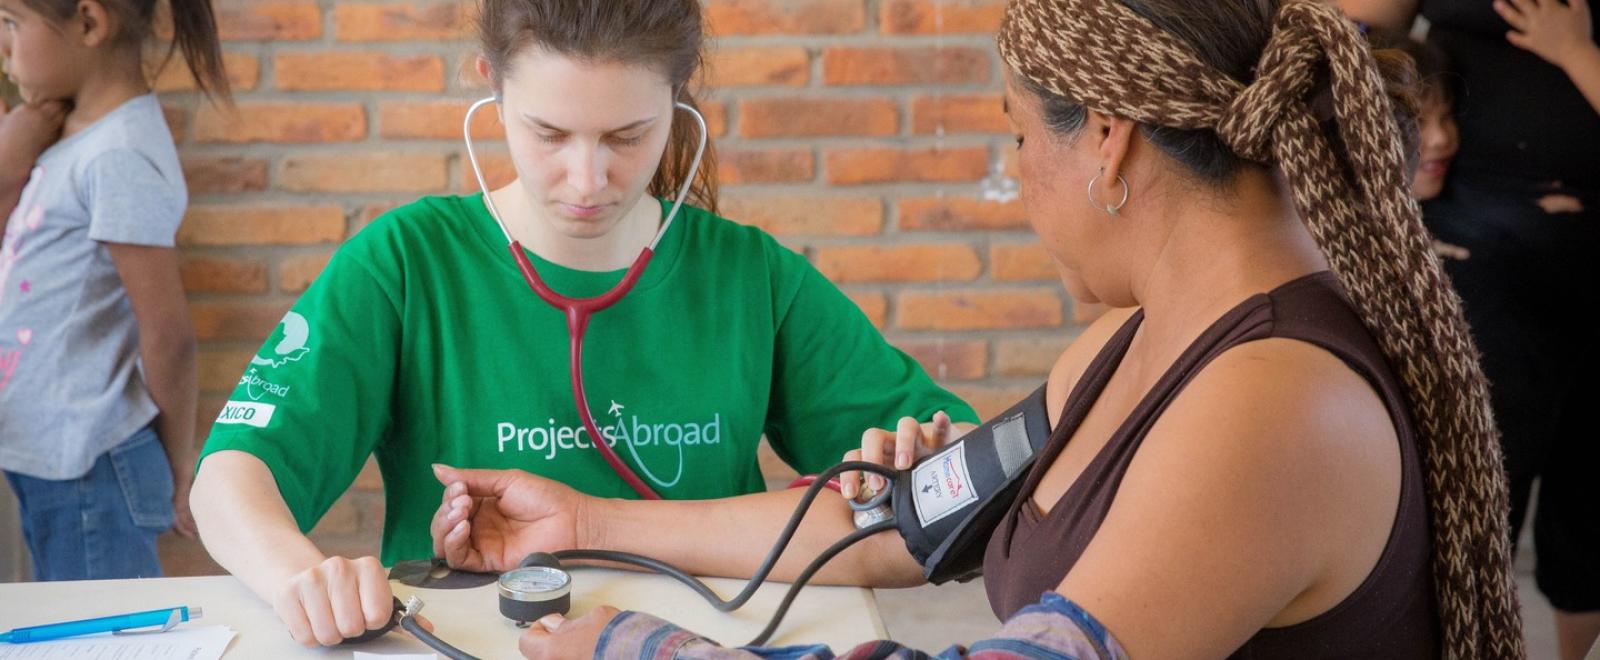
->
[188,0,975,648]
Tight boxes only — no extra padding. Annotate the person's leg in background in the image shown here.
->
[1539,285,1600,660]
[1,426,172,580]
[1427,182,1600,658]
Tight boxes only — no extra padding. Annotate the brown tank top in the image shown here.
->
[982,272,1439,658]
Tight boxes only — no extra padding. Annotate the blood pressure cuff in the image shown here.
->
[894,384,1053,584]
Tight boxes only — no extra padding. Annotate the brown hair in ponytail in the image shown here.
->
[477,0,720,214]
[24,0,230,102]
[998,0,1523,656]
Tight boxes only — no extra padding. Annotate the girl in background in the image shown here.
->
[0,0,228,580]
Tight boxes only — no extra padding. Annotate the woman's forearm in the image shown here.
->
[584,488,926,588]
[191,451,328,601]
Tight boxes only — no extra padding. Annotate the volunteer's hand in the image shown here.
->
[430,464,584,572]
[1495,0,1595,69]
[517,607,619,660]
[273,555,395,647]
[0,99,66,186]
[839,411,959,500]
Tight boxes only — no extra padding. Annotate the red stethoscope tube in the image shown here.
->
[508,243,663,498]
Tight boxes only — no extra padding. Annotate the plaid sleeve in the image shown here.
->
[595,593,1129,660]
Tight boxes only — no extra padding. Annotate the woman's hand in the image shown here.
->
[430,464,586,572]
[839,411,958,500]
[273,555,395,647]
[517,608,620,660]
[1495,0,1596,69]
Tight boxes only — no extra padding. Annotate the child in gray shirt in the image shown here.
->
[0,0,230,580]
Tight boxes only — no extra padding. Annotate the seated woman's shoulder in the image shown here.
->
[1166,337,1400,468]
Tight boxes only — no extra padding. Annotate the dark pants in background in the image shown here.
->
[1424,176,1600,613]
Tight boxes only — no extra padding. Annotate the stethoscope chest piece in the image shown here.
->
[498,553,572,624]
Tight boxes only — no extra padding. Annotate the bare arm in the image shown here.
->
[106,243,199,537]
[1333,0,1421,30]
[191,451,329,596]
[1560,45,1600,114]
[1052,340,1404,658]
[1496,0,1600,115]
[192,450,396,647]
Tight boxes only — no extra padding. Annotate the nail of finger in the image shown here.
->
[896,451,912,469]
[451,520,466,537]
[537,614,565,631]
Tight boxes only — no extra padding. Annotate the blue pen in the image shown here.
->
[0,606,202,643]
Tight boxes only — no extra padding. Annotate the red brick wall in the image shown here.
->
[157,0,1101,574]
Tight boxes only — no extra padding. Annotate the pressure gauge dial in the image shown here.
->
[497,565,572,623]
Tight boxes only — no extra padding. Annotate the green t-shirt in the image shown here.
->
[200,194,976,563]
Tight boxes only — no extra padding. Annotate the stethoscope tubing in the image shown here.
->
[462,95,710,500]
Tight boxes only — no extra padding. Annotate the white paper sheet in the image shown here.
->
[0,625,235,659]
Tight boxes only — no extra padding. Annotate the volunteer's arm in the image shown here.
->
[191,450,395,647]
[432,460,927,589]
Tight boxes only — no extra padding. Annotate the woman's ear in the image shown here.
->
[475,55,496,91]
[74,0,114,48]
[1089,110,1137,185]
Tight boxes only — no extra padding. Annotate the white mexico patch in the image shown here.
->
[912,442,979,528]
[216,401,276,429]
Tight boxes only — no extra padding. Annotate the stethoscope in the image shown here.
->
[462,94,708,500]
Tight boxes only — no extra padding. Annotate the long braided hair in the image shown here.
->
[997,0,1522,656]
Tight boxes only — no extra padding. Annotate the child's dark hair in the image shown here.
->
[25,0,230,101]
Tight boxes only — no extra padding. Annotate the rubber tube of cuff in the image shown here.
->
[554,460,896,612]
[401,615,477,660]
[395,460,899,655]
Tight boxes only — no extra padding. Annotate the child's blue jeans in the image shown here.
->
[4,425,173,580]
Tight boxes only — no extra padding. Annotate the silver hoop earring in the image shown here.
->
[1087,167,1130,216]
